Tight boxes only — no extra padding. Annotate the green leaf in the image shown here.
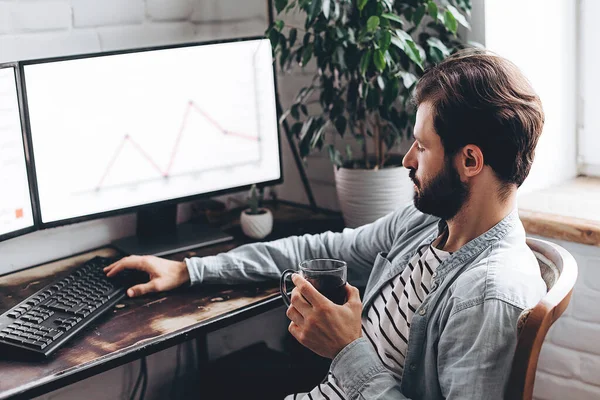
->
[291,122,303,136]
[345,144,353,161]
[268,28,280,49]
[301,104,308,116]
[335,115,347,135]
[377,76,385,90]
[289,28,297,47]
[301,43,314,66]
[381,12,404,26]
[299,117,314,141]
[275,20,284,31]
[291,104,300,119]
[373,49,386,71]
[367,16,380,32]
[444,9,458,34]
[310,123,326,148]
[360,49,372,76]
[427,1,438,21]
[413,5,426,26]
[358,0,369,12]
[447,5,471,29]
[328,145,343,168]
[396,71,417,89]
[275,0,288,13]
[427,37,450,57]
[322,0,331,19]
[380,30,392,51]
[391,31,423,70]
[335,46,346,69]
[309,0,323,22]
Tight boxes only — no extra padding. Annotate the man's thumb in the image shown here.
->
[128,282,155,298]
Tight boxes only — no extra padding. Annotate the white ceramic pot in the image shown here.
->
[334,165,414,228]
[240,208,273,239]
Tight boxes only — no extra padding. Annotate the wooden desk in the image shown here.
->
[0,203,343,400]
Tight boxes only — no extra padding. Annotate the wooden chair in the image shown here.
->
[506,238,578,400]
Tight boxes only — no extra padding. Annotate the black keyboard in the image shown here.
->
[0,256,143,358]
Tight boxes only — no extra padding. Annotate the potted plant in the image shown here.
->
[268,0,472,227]
[240,184,274,239]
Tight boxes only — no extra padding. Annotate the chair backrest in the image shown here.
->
[506,237,578,400]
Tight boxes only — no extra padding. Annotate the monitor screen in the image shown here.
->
[0,66,35,239]
[23,38,281,225]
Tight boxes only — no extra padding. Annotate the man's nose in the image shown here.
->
[403,142,417,170]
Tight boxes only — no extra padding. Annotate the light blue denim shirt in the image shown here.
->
[186,202,546,399]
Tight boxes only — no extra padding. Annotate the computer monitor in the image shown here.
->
[21,37,282,255]
[0,64,36,243]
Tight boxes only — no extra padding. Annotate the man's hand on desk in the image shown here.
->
[104,255,190,298]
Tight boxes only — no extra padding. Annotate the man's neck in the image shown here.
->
[440,190,517,253]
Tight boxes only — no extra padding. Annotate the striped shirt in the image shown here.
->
[285,243,452,400]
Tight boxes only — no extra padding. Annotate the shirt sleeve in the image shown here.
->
[330,337,410,399]
[185,202,418,286]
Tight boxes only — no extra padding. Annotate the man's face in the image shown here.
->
[402,103,469,220]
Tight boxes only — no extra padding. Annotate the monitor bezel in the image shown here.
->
[0,62,39,242]
[19,35,284,229]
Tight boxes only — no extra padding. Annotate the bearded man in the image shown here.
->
[105,49,547,400]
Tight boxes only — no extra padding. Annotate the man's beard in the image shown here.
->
[409,159,469,221]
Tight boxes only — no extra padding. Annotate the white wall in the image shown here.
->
[532,237,600,400]
[578,0,600,176]
[485,0,578,194]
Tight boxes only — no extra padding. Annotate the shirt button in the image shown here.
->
[418,307,427,316]
[410,364,417,371]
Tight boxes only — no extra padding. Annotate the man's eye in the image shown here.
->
[417,144,425,152]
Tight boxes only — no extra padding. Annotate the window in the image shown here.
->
[578,0,600,176]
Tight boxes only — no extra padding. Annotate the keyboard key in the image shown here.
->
[4,334,24,343]
[32,341,48,349]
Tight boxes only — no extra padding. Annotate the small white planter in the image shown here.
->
[334,165,414,228]
[240,208,273,239]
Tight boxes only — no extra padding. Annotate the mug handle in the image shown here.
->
[279,269,296,307]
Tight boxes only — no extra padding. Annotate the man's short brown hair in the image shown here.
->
[414,48,544,187]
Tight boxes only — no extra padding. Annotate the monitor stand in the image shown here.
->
[112,203,233,256]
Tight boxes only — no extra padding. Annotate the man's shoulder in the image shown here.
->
[450,240,546,311]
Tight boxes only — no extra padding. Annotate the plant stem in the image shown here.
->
[373,113,380,170]
[377,113,385,169]
[361,119,369,169]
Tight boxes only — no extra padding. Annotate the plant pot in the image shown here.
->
[334,164,414,228]
[240,208,273,239]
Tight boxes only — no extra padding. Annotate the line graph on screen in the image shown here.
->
[91,100,261,193]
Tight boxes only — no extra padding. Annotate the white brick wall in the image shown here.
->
[533,237,600,400]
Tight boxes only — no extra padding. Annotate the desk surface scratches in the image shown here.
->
[0,246,280,398]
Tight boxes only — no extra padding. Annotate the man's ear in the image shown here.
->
[458,145,484,178]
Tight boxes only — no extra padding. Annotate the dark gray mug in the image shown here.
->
[280,258,348,306]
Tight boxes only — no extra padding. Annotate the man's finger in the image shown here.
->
[345,283,361,300]
[290,287,312,315]
[105,256,150,277]
[286,305,304,326]
[291,274,327,307]
[127,281,156,298]
[288,321,303,343]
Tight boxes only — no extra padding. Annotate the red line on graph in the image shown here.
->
[95,101,258,190]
